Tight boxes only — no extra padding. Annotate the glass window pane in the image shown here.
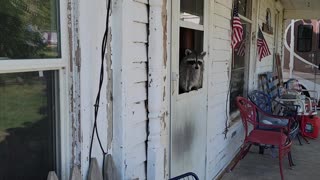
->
[297,25,312,52]
[298,25,312,38]
[0,71,58,179]
[230,22,251,113]
[237,0,252,19]
[180,0,204,25]
[0,0,60,59]
[179,28,205,94]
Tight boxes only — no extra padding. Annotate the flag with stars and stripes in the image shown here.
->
[235,39,246,56]
[231,1,243,49]
[257,27,271,61]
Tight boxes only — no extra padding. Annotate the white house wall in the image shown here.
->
[112,0,150,179]
[256,0,284,74]
[65,0,286,179]
[207,0,244,179]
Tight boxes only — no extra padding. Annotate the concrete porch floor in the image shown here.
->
[222,120,320,180]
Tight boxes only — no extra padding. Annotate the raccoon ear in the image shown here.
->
[185,49,192,56]
[200,51,207,58]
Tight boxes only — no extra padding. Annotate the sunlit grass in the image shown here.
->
[0,82,46,132]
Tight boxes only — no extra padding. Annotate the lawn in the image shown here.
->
[0,80,46,140]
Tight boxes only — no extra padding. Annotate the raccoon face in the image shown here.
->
[184,49,206,70]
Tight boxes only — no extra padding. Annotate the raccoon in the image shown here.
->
[179,49,206,93]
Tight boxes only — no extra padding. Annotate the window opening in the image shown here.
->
[230,0,252,114]
[179,0,206,94]
[297,24,313,52]
[0,71,59,179]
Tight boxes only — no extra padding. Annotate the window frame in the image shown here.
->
[0,0,70,179]
[297,24,313,52]
[174,0,208,99]
[229,0,253,119]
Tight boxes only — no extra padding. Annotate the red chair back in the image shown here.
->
[236,96,258,137]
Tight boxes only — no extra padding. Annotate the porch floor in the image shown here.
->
[222,119,320,180]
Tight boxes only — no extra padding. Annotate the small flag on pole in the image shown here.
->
[257,27,271,61]
[231,1,243,49]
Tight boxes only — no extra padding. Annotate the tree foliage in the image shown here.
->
[0,0,58,58]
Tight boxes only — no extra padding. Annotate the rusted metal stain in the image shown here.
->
[162,0,168,67]
[107,28,113,150]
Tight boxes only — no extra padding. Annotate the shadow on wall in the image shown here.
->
[0,116,55,180]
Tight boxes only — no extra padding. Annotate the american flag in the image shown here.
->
[257,27,271,61]
[231,1,243,49]
[235,39,246,56]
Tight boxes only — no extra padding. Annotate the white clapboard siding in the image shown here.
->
[212,26,231,40]
[128,82,147,103]
[127,121,147,148]
[128,102,148,125]
[215,0,233,9]
[212,50,232,62]
[131,22,148,43]
[211,61,229,73]
[213,15,232,30]
[128,63,148,83]
[131,43,148,63]
[125,0,149,179]
[214,3,232,20]
[126,162,147,180]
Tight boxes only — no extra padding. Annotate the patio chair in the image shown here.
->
[248,90,300,143]
[234,96,294,180]
[169,172,199,180]
[258,72,316,115]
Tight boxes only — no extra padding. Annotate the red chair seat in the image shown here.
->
[247,129,287,146]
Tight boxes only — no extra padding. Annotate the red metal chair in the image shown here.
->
[233,96,294,180]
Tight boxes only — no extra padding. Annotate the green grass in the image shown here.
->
[0,82,46,132]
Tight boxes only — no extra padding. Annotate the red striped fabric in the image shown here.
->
[231,2,243,49]
[257,27,271,61]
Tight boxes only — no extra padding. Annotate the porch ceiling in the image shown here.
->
[280,0,320,19]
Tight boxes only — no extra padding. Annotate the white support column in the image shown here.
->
[147,0,167,179]
[289,19,295,78]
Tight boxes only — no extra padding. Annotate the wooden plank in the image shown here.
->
[70,166,81,180]
[209,71,229,84]
[128,63,147,83]
[130,43,148,63]
[129,101,148,125]
[127,121,147,148]
[215,0,233,9]
[132,1,148,23]
[47,172,59,180]
[104,154,116,180]
[211,61,229,73]
[213,15,231,30]
[275,53,284,86]
[211,50,232,62]
[126,162,146,180]
[128,82,147,103]
[131,22,148,43]
[126,142,147,166]
[212,26,231,41]
[133,0,148,4]
[212,38,231,51]
[214,3,231,19]
[88,158,103,180]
